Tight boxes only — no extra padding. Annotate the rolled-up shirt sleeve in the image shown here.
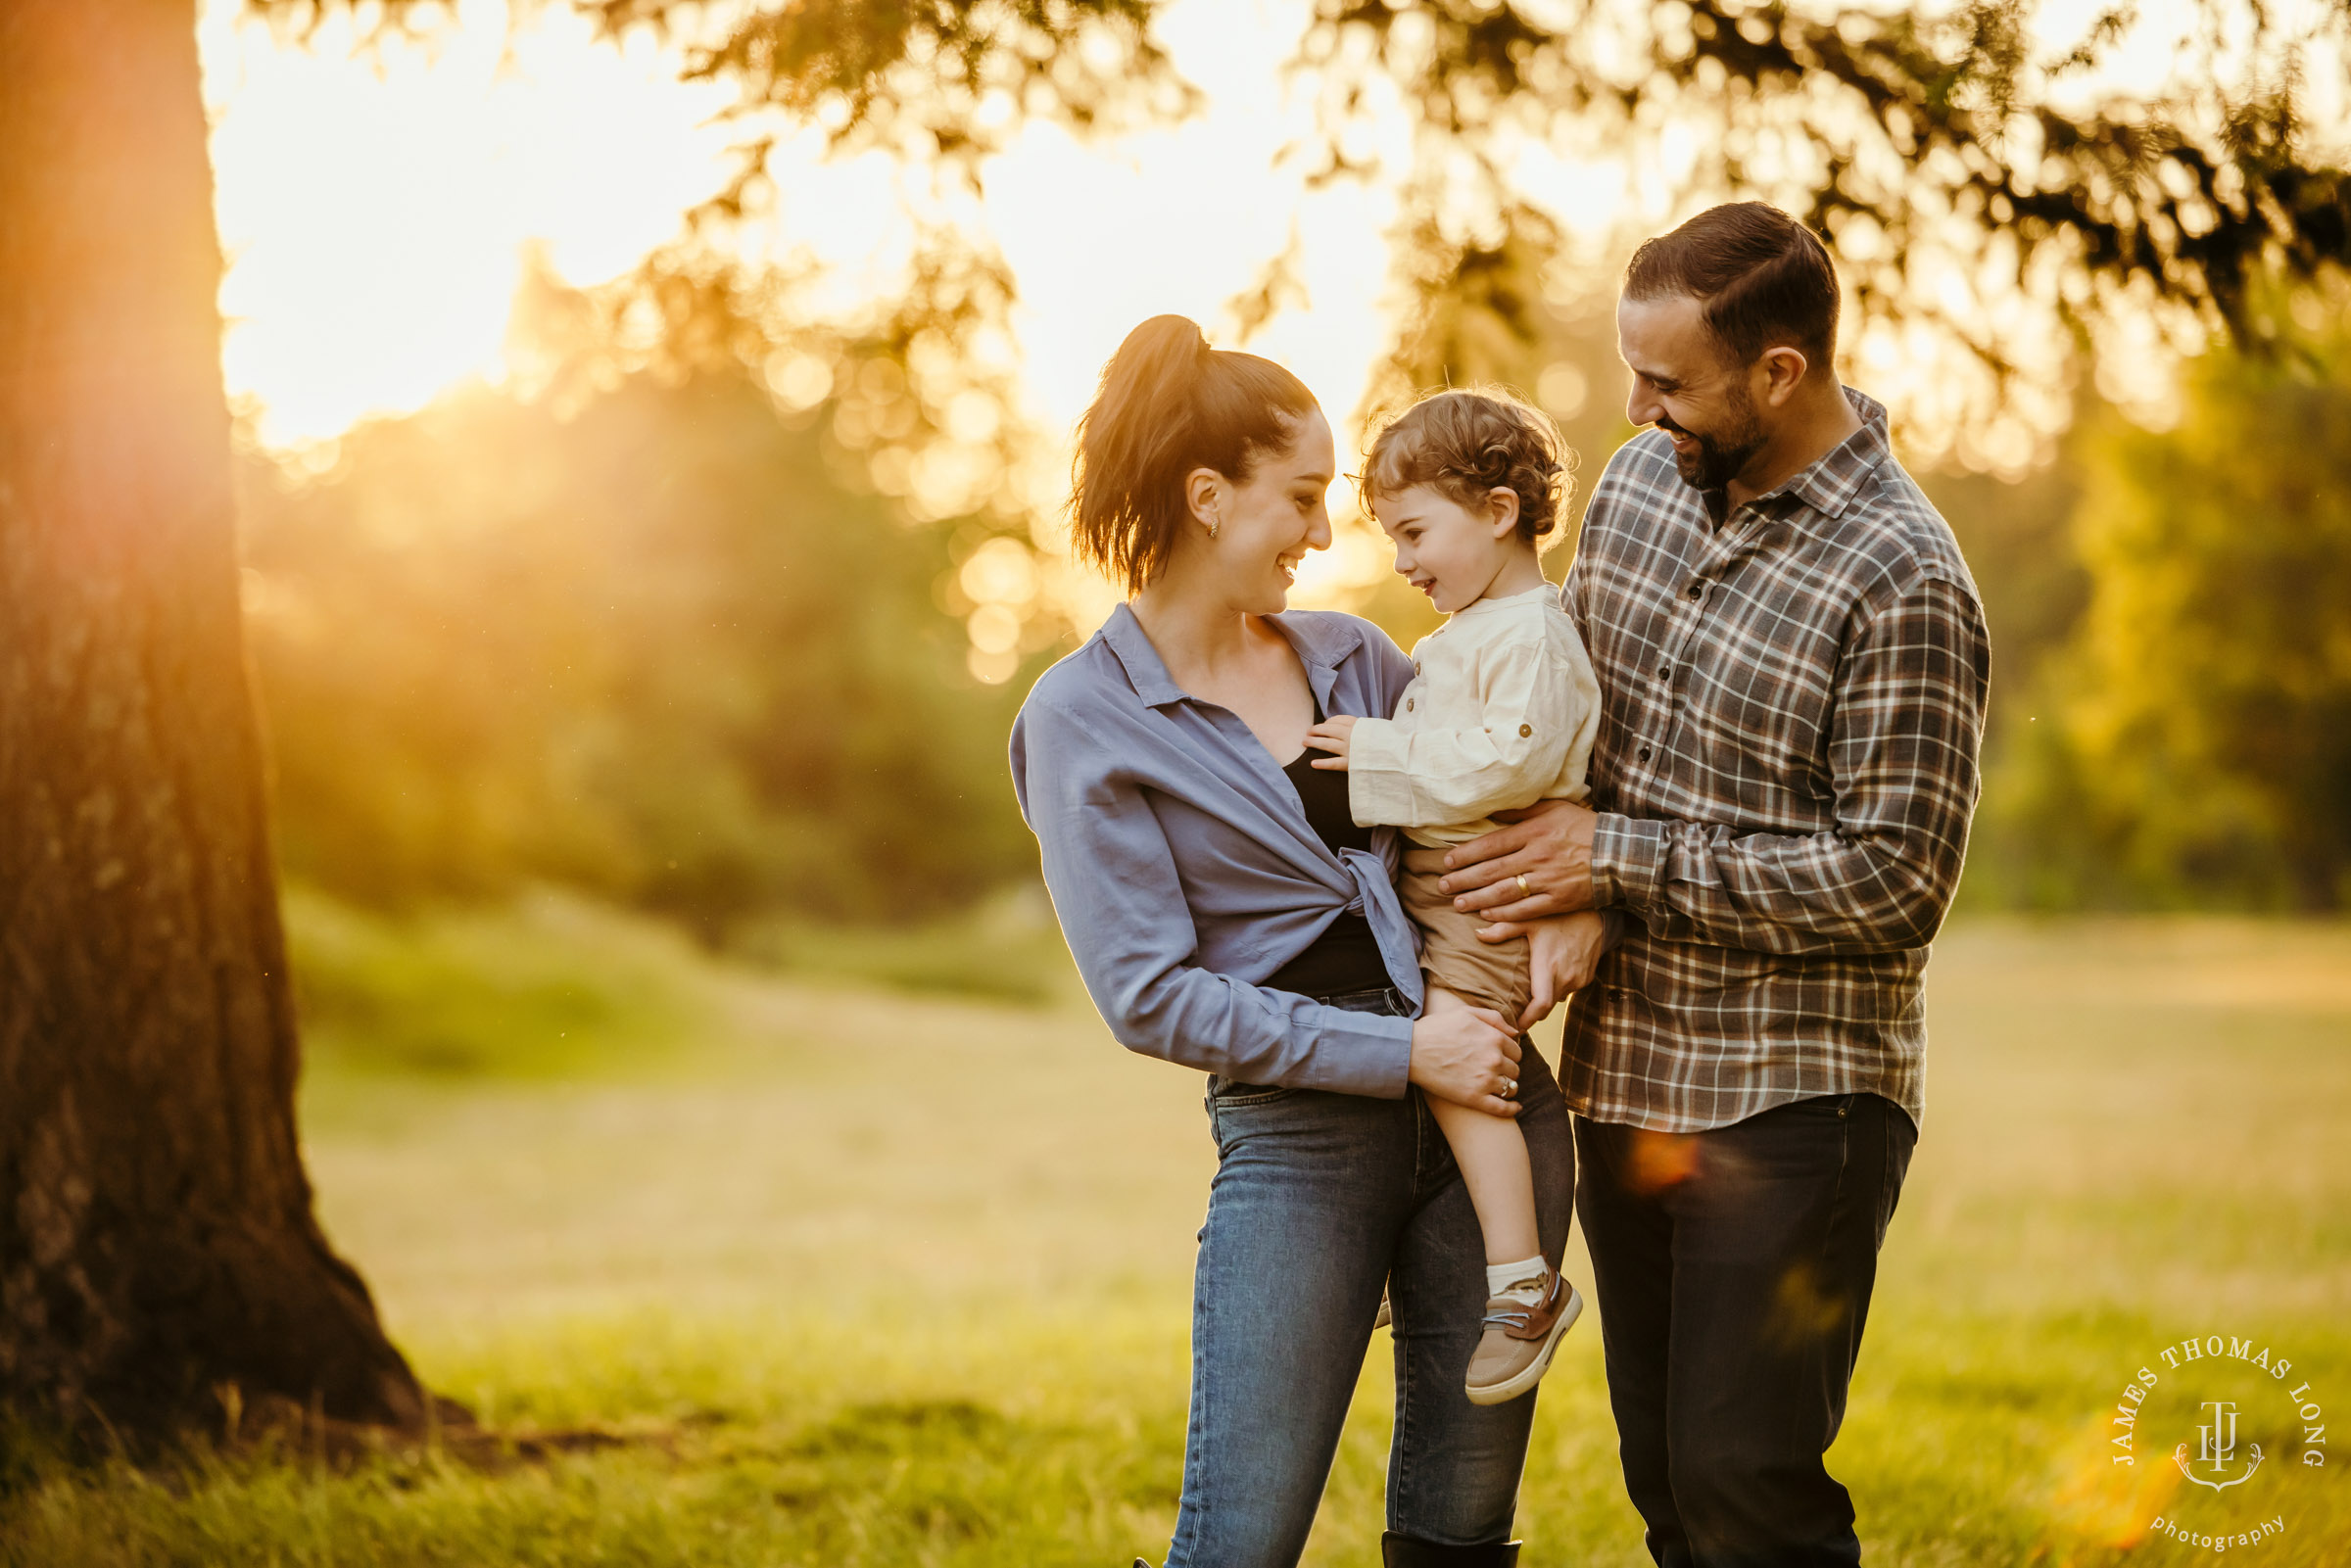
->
[1592,573,1990,956]
[1013,697,1415,1096]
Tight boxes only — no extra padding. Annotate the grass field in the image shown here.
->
[4,895,2348,1565]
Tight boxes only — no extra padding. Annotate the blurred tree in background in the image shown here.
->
[1969,292,2351,911]
[244,253,1039,933]
[589,0,2351,370]
[1301,0,2351,369]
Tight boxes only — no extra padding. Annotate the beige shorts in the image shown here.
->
[1400,846,1530,1022]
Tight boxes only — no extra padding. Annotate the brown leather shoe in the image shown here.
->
[1463,1265,1582,1405]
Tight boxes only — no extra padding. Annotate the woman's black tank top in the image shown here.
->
[1264,697,1392,1000]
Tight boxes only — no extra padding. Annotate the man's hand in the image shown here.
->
[1304,714,1357,771]
[1518,910,1623,1031]
[1438,795,1599,924]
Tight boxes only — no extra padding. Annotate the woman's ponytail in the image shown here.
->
[1070,315,1317,594]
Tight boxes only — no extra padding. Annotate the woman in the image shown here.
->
[1011,316,1608,1567]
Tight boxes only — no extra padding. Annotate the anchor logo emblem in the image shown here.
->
[2175,1400,2265,1491]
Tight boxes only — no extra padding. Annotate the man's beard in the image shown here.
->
[1660,385,1765,492]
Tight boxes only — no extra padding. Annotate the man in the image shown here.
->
[1441,202,1991,1565]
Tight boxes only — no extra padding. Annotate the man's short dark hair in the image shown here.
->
[1623,203,1840,369]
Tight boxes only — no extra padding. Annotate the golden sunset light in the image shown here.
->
[200,0,1459,611]
[201,0,737,447]
[8,0,2349,1558]
[200,0,2348,528]
[198,1,1409,453]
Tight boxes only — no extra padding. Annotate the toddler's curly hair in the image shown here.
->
[1359,386,1576,545]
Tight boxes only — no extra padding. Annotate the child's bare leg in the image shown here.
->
[1420,986,1540,1264]
[1428,1095,1540,1264]
[1415,980,1578,1404]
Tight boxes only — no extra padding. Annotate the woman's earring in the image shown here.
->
[1206,519,1220,540]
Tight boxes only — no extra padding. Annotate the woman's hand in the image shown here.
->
[1408,988,1524,1117]
[1518,910,1624,1032]
[1304,715,1357,771]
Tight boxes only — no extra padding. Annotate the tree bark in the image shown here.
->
[0,0,427,1435]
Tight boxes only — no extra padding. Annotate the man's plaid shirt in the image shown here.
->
[1559,391,1990,1133]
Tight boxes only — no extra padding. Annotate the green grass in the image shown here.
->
[284,886,723,1080]
[5,912,2349,1565]
[723,885,1079,1006]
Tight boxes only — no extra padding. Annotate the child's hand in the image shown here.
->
[1304,715,1357,770]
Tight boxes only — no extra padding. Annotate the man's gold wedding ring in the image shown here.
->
[1515,875,1530,895]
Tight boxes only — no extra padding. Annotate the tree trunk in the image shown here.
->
[0,0,427,1435]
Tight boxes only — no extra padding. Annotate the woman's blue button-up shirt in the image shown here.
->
[1010,603,1424,1098]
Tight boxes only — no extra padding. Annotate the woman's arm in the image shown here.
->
[1015,695,1522,1109]
[1014,696,1403,1094]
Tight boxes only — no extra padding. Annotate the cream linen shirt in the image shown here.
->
[1348,586,1602,848]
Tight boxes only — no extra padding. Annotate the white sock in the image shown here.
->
[1486,1256,1549,1305]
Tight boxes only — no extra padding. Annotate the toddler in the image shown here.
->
[1305,387,1601,1405]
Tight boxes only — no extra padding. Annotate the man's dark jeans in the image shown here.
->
[1575,1094,1916,1568]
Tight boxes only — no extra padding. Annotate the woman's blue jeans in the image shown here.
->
[1163,988,1575,1568]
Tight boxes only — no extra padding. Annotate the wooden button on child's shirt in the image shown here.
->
[1518,723,1533,736]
